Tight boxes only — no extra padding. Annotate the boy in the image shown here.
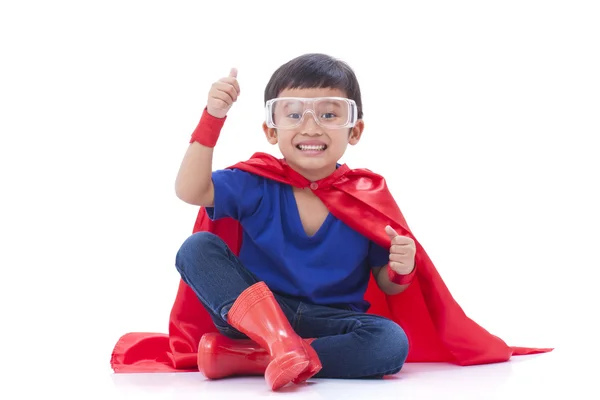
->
[173,53,414,389]
[109,53,550,391]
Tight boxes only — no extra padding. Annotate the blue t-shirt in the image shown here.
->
[205,168,390,312]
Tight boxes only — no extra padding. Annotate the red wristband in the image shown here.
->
[189,108,226,148]
[387,263,416,285]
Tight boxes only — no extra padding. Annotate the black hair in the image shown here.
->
[264,53,363,119]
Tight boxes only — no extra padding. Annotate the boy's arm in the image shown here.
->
[372,265,414,296]
[175,68,240,207]
[372,266,412,295]
[371,225,417,295]
[175,141,216,206]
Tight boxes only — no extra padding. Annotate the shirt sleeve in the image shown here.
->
[368,240,390,268]
[205,168,264,222]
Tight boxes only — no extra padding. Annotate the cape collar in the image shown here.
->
[279,158,350,191]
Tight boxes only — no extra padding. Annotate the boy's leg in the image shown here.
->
[293,303,410,379]
[175,231,260,338]
[175,232,316,389]
[195,301,407,380]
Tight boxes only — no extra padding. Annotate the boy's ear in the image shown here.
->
[348,119,364,145]
[262,122,278,144]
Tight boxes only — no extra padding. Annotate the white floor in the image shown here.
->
[56,347,592,399]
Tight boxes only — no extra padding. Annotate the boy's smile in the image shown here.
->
[295,139,328,155]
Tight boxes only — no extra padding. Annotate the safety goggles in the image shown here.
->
[265,97,358,129]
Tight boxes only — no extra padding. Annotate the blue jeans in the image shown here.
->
[175,231,409,379]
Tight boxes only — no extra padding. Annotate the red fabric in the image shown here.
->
[189,108,225,147]
[111,152,552,373]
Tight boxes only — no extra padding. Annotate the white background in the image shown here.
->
[1,0,598,397]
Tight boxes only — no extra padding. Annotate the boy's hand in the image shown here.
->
[207,68,240,118]
[385,225,416,275]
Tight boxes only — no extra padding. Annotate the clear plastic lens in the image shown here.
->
[265,97,357,129]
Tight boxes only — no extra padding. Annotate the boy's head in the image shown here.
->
[263,53,363,119]
[262,53,365,180]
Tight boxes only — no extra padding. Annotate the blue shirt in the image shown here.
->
[205,168,390,312]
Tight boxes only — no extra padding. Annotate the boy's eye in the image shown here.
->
[321,112,336,119]
[287,113,302,119]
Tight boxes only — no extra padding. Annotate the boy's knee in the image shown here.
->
[175,232,225,268]
[372,319,409,373]
[180,231,222,251]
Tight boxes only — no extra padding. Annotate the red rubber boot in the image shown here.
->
[226,282,311,390]
[292,338,322,384]
[197,333,270,379]
[197,333,322,383]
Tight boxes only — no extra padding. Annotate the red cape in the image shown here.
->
[111,152,551,372]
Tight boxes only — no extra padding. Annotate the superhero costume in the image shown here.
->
[111,152,552,373]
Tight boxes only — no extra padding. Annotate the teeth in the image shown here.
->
[298,144,326,151]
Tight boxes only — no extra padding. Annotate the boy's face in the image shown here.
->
[262,87,364,180]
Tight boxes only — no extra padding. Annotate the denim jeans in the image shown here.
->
[175,231,409,379]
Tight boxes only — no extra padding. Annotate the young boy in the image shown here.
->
[173,53,416,389]
[109,53,550,388]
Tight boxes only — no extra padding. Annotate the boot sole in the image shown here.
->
[266,351,310,390]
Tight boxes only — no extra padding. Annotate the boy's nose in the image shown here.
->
[300,111,322,134]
